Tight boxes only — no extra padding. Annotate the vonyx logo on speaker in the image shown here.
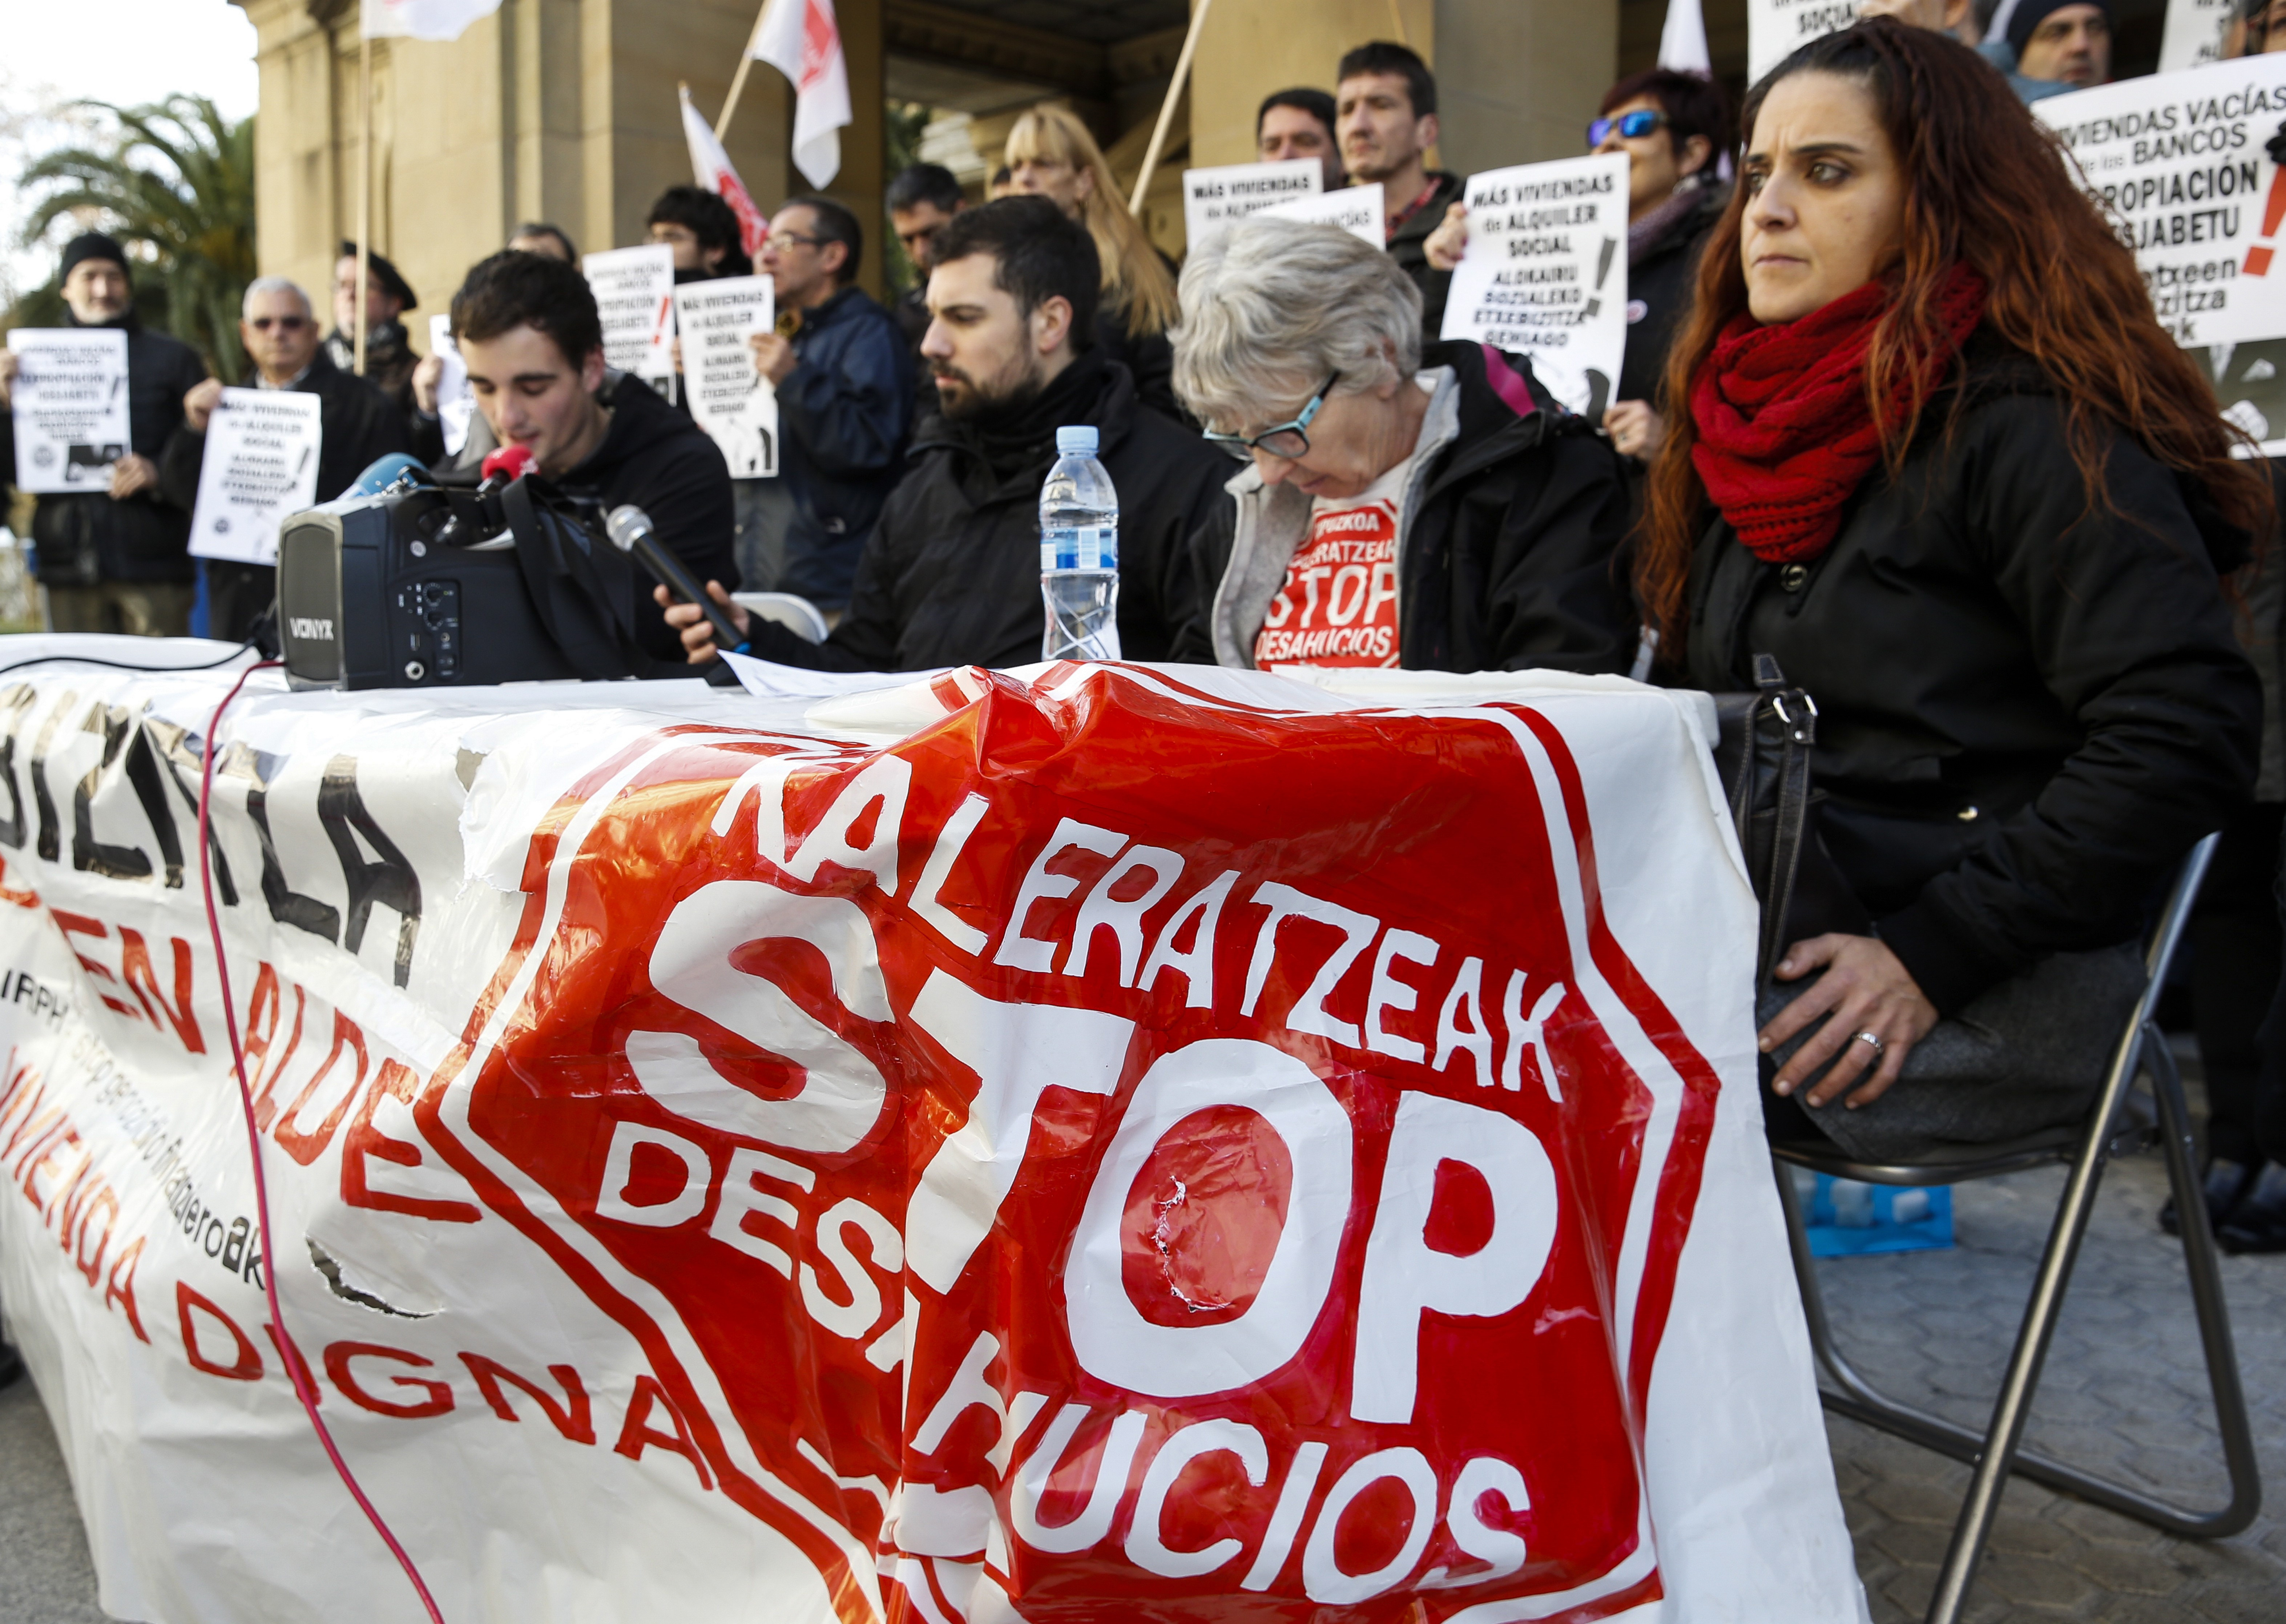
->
[287,617,334,641]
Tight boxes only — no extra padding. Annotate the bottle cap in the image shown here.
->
[1055,425,1098,455]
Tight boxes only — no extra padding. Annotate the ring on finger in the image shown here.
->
[1853,1029,1884,1057]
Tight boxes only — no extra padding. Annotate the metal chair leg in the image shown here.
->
[1921,1017,2145,1624]
[2142,1031,2263,1536]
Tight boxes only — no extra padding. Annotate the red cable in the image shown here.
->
[196,660,447,1623]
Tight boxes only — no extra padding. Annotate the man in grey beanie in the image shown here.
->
[0,232,210,635]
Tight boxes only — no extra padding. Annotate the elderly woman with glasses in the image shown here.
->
[1169,217,1634,675]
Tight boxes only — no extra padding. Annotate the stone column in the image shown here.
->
[1189,0,1619,179]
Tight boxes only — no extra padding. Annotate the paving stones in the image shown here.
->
[1816,1097,2286,1624]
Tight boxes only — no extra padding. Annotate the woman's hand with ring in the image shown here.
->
[1758,933,1939,1110]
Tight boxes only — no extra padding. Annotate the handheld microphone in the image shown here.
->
[480,443,535,488]
[604,504,750,654]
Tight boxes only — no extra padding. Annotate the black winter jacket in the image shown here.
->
[551,369,739,665]
[1682,337,2262,1014]
[777,285,914,609]
[1,314,208,585]
[1176,341,1635,675]
[1386,171,1467,344]
[159,348,411,542]
[733,354,1221,672]
[1617,182,1726,410]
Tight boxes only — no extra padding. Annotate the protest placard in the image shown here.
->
[672,275,778,479]
[187,388,323,565]
[1749,0,1857,83]
[2035,56,2286,348]
[5,329,129,495]
[427,313,476,459]
[1258,183,1384,246]
[1181,159,1322,246]
[582,243,677,399]
[2160,0,2237,73]
[1438,153,1630,419]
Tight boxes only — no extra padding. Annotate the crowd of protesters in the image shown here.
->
[8,17,2286,1245]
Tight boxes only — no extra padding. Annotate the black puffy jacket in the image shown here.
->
[1176,340,1636,675]
[0,314,208,585]
[1682,336,2262,1013]
[733,352,1222,672]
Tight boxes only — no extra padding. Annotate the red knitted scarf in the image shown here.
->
[1689,267,1987,564]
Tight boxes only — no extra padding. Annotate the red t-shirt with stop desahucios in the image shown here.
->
[1253,451,1417,669]
[1253,377,1442,670]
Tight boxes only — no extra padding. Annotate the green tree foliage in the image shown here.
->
[17,96,255,380]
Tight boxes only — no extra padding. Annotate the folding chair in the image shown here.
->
[1769,832,2261,1624]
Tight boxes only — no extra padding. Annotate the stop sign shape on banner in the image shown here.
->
[427,664,1721,1622]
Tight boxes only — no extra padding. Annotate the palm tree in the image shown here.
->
[17,96,256,381]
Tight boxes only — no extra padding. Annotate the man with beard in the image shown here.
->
[659,196,1226,674]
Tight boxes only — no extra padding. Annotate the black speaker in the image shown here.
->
[277,477,643,691]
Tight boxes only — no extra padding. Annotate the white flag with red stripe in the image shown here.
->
[680,86,770,259]
[360,0,501,40]
[749,0,851,190]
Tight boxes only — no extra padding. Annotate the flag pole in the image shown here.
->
[713,0,769,142]
[355,27,372,377]
[1129,0,1214,215]
[1386,0,1409,44]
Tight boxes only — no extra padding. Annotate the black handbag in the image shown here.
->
[1711,654,1867,991]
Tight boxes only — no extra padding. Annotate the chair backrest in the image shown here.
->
[730,591,829,645]
[2125,829,2222,1049]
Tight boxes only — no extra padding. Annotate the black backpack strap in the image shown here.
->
[502,476,644,681]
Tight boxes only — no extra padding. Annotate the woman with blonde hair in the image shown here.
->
[1005,104,1181,417]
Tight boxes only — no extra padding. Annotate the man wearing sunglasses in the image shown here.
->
[0,232,209,635]
[164,278,410,642]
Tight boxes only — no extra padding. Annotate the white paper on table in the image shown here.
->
[6,328,130,494]
[1181,159,1322,246]
[672,276,778,479]
[187,387,323,565]
[1748,0,1858,83]
[427,313,476,458]
[1258,184,1384,246]
[1438,153,1630,419]
[582,243,678,393]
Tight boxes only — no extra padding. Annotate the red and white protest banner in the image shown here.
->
[0,649,1864,1623]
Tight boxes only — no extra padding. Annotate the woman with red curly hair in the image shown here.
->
[1639,20,2268,1159]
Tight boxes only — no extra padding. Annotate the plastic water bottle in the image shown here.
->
[1039,425,1121,662]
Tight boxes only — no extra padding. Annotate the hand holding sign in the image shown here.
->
[6,329,131,495]
[673,276,779,479]
[188,388,324,565]
[1438,153,1630,420]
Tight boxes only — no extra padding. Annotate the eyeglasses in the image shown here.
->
[1202,373,1340,462]
[766,231,825,254]
[1587,109,1668,147]
[249,315,310,332]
